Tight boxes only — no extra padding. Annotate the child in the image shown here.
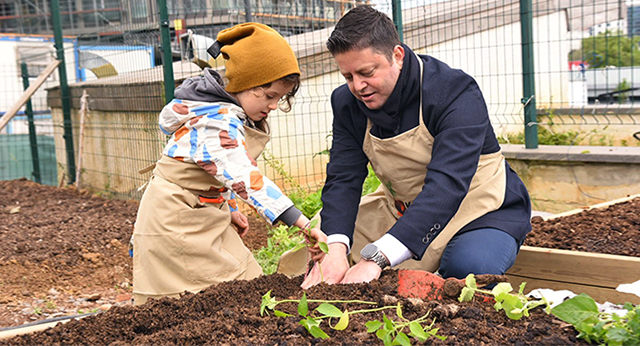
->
[133,23,326,305]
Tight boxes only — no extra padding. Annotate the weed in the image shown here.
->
[253,224,305,275]
[45,300,57,310]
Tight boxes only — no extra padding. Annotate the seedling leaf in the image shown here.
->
[319,242,329,254]
[464,273,477,289]
[491,282,513,296]
[393,332,411,346]
[298,293,309,317]
[366,320,383,332]
[290,242,307,253]
[260,290,277,316]
[551,294,599,325]
[309,325,329,339]
[274,310,291,317]
[458,286,475,302]
[409,321,428,341]
[396,303,404,319]
[333,310,349,330]
[316,303,342,317]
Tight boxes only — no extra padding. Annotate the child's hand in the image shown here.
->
[230,211,249,238]
[304,227,328,262]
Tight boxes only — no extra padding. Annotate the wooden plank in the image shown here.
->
[507,275,640,305]
[0,59,60,132]
[507,246,640,289]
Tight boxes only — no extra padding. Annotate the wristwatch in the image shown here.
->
[360,243,390,269]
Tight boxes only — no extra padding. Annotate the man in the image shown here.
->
[291,5,532,288]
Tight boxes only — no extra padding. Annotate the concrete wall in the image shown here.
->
[503,144,640,213]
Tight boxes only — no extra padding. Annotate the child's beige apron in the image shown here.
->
[278,56,507,276]
[133,123,269,305]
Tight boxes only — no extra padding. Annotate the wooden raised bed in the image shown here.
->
[507,194,640,305]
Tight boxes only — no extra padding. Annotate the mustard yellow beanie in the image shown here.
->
[210,23,301,93]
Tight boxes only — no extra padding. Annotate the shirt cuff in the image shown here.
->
[374,234,413,267]
[327,234,351,255]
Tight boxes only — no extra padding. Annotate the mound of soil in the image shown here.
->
[0,179,637,344]
[2,271,587,346]
[525,197,640,257]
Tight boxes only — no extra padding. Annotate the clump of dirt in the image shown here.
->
[2,271,587,346]
[525,197,640,257]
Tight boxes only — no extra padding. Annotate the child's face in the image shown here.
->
[235,80,294,122]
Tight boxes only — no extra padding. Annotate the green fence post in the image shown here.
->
[520,0,538,149]
[158,0,175,102]
[51,0,76,183]
[21,62,42,184]
[392,0,403,42]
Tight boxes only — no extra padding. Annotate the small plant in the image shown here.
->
[287,219,329,281]
[365,308,446,345]
[551,293,640,345]
[253,224,305,274]
[32,307,42,315]
[45,300,57,310]
[260,291,445,345]
[458,274,550,320]
[262,149,306,197]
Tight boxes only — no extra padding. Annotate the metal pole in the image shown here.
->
[392,0,403,42]
[21,62,41,184]
[158,0,175,102]
[51,0,77,183]
[520,0,538,149]
[244,0,253,22]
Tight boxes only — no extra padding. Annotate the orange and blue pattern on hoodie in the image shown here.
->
[158,98,293,224]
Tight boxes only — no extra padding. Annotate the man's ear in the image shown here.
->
[393,45,405,69]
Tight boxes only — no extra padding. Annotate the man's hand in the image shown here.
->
[230,211,249,238]
[301,243,350,289]
[340,259,382,284]
[304,227,328,262]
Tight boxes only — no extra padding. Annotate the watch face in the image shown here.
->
[361,243,377,258]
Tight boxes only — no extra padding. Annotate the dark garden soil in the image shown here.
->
[525,197,640,257]
[0,179,637,344]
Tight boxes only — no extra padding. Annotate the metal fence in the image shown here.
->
[1,0,640,200]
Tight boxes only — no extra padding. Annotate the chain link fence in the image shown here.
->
[1,0,639,200]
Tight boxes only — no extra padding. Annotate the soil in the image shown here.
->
[0,178,636,344]
[525,197,640,257]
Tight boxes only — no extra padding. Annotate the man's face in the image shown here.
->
[334,45,404,110]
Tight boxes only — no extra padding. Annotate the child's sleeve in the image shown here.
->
[195,108,295,225]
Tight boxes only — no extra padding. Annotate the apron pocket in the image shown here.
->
[177,206,251,284]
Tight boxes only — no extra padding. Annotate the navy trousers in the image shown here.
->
[438,227,519,279]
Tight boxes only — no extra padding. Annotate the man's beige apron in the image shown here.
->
[133,121,270,305]
[278,55,507,276]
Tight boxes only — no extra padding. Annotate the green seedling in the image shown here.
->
[458,274,550,320]
[260,291,445,345]
[551,293,640,346]
[287,219,329,281]
[365,307,447,346]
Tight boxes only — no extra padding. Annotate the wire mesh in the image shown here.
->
[0,0,639,201]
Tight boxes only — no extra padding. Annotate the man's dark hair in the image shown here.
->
[326,6,401,61]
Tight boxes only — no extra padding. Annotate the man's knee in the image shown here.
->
[439,256,508,279]
[438,229,518,279]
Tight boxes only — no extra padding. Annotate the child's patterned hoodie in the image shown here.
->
[157,68,302,225]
